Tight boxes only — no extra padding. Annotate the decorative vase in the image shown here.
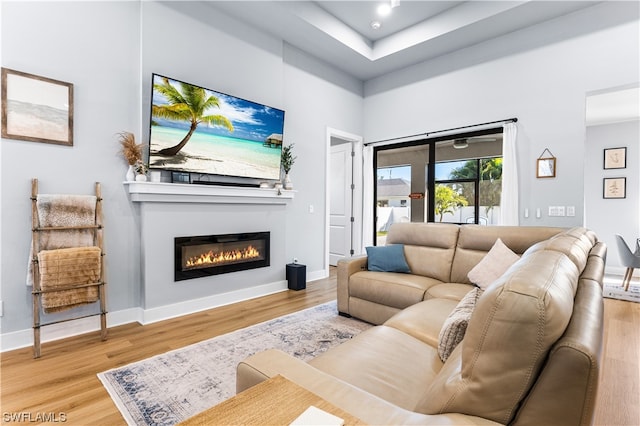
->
[126,165,135,182]
[135,174,148,182]
[284,173,293,190]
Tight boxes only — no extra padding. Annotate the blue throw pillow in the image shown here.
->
[365,244,411,273]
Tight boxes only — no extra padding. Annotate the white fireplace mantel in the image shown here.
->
[124,181,295,204]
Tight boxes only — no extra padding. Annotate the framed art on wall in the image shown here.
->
[603,177,626,199]
[536,148,556,178]
[536,157,556,178]
[603,147,626,169]
[1,68,74,146]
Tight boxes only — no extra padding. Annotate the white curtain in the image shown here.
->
[500,122,519,225]
[362,145,374,250]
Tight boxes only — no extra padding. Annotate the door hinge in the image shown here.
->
[350,183,355,190]
[351,151,355,157]
[350,217,355,222]
[350,249,355,255]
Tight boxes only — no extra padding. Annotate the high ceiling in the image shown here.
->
[207,1,602,81]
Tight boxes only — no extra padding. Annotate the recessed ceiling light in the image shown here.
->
[370,20,382,30]
[377,3,391,16]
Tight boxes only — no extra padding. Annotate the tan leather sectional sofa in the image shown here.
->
[237,223,606,425]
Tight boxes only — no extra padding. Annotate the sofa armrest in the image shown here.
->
[337,255,368,315]
[237,349,500,426]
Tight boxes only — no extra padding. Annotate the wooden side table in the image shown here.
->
[179,375,366,425]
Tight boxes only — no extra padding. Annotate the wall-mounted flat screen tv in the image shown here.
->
[148,73,285,181]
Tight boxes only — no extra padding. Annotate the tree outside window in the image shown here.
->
[434,157,502,224]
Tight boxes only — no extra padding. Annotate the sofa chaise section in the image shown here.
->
[237,225,605,425]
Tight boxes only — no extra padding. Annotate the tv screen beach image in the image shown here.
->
[148,74,285,180]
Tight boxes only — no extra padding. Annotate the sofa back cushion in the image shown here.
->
[450,225,562,284]
[523,227,596,273]
[386,223,459,283]
[417,249,580,424]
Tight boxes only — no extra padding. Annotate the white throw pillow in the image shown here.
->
[467,238,520,289]
[438,287,483,362]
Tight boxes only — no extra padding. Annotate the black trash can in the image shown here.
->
[286,263,306,291]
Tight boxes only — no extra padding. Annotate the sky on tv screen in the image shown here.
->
[149,74,285,181]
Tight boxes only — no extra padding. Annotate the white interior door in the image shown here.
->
[329,142,353,266]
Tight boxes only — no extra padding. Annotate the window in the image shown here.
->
[434,157,502,225]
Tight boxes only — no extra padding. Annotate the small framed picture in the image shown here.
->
[1,68,74,146]
[603,177,626,199]
[603,147,626,169]
[536,157,556,178]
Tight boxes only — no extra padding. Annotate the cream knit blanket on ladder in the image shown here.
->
[27,194,97,287]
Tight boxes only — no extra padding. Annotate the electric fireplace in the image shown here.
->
[174,232,270,281]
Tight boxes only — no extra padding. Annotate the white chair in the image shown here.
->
[615,234,640,291]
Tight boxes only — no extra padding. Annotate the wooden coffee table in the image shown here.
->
[179,374,366,425]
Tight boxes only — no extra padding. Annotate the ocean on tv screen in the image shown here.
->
[148,74,285,181]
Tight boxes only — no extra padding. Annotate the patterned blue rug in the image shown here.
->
[98,301,371,426]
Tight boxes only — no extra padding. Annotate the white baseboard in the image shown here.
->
[307,268,329,283]
[140,280,288,324]
[0,307,142,353]
[0,279,290,353]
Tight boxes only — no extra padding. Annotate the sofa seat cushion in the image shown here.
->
[425,283,475,301]
[384,298,459,347]
[309,325,442,411]
[350,271,442,310]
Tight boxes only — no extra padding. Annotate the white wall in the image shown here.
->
[364,2,640,231]
[586,120,640,272]
[0,1,363,349]
[1,1,142,341]
[281,45,364,274]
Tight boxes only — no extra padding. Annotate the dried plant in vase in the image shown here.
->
[117,132,145,181]
[118,131,142,165]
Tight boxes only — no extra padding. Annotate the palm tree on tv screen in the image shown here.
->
[152,77,234,156]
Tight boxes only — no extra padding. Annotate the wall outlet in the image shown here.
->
[293,258,299,264]
[567,206,576,217]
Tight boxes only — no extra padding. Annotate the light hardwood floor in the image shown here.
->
[1,271,639,425]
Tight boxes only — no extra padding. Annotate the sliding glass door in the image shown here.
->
[372,128,503,244]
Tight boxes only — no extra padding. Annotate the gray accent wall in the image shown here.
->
[0,1,363,343]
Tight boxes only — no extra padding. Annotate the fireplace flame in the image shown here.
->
[185,245,261,269]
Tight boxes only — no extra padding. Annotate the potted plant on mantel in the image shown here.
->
[117,131,145,182]
[281,143,296,190]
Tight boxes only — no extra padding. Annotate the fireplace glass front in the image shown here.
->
[174,232,270,281]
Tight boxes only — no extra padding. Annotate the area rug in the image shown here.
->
[98,301,371,426]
